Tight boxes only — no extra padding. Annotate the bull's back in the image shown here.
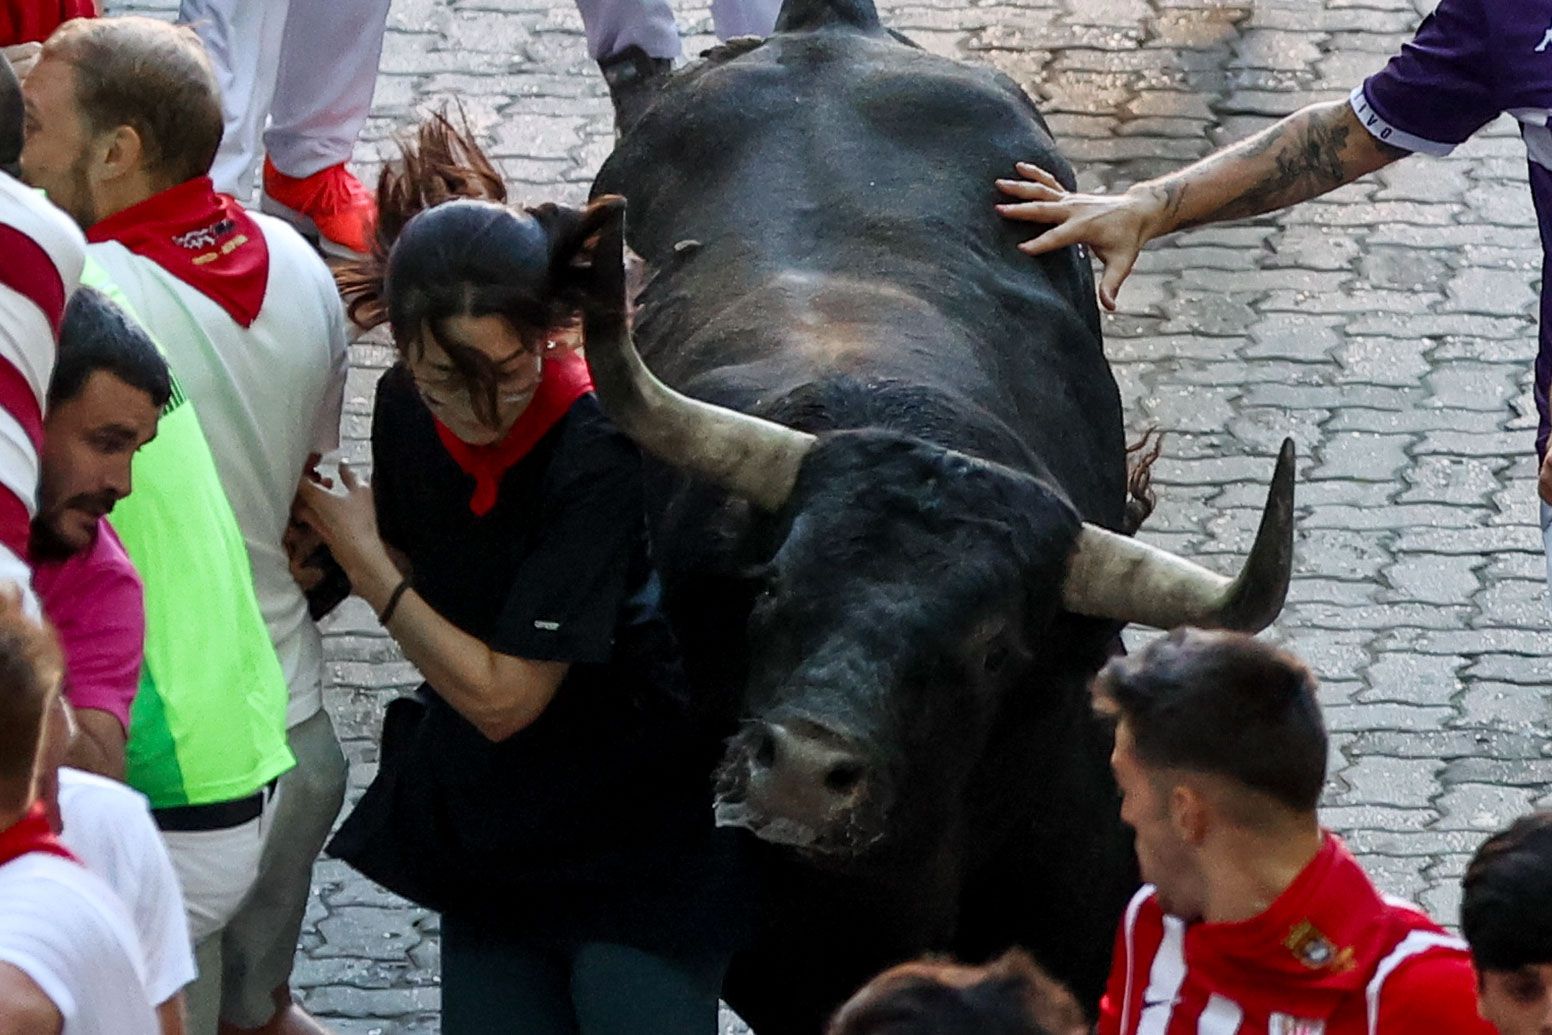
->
[596,24,1125,523]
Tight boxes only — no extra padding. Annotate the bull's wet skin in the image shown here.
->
[584,0,1293,1030]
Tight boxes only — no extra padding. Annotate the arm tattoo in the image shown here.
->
[1172,106,1377,230]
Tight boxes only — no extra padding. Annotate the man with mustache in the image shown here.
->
[30,285,169,782]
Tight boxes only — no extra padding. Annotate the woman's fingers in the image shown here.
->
[1096,250,1139,312]
[1014,219,1084,256]
[996,199,1076,226]
[995,178,1063,202]
[339,462,362,492]
[1013,162,1063,190]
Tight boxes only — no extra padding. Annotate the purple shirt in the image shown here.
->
[1352,0,1552,456]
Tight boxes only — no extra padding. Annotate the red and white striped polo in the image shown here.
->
[0,176,84,612]
[1098,834,1494,1035]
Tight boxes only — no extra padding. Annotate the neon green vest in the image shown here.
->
[82,260,293,807]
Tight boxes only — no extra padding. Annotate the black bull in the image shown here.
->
[584,0,1295,1030]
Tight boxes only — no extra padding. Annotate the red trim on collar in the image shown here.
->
[87,177,270,328]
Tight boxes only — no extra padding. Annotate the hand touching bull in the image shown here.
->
[993,99,1403,311]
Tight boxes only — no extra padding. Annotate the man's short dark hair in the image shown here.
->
[1462,812,1552,972]
[52,287,173,410]
[42,17,222,187]
[1093,628,1327,815]
[827,951,1084,1035]
[0,54,19,178]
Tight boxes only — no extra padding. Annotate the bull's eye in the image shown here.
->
[983,643,1010,675]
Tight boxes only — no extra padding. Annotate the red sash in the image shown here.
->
[434,348,594,516]
[87,177,270,328]
[0,802,77,867]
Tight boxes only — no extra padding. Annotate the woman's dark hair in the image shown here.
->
[337,110,613,428]
[1462,812,1552,973]
[827,951,1085,1035]
[52,287,173,411]
[1092,627,1326,816]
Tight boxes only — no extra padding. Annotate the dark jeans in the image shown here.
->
[441,913,731,1035]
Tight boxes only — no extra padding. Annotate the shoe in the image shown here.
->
[261,158,377,260]
[599,45,674,136]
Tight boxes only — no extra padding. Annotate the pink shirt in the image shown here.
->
[32,521,145,730]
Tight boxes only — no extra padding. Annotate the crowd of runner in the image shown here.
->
[0,1,1551,1034]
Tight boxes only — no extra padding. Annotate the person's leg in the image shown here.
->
[218,710,348,1032]
[178,0,289,200]
[569,941,727,1035]
[187,935,225,1035]
[573,0,683,62]
[440,914,579,1035]
[262,0,391,179]
[709,0,782,40]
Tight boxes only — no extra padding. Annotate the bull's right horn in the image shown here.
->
[581,197,815,511]
[1061,439,1296,633]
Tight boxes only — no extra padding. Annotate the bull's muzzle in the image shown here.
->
[714,718,884,855]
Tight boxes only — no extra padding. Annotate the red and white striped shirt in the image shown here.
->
[0,176,84,611]
[1098,834,1493,1035]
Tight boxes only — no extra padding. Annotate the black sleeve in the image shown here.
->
[371,365,414,555]
[487,409,645,665]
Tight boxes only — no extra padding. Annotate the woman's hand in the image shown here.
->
[995,163,1166,311]
[294,463,399,606]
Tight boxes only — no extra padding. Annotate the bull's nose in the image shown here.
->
[747,720,871,815]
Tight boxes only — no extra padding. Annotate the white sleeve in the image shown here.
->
[0,178,85,616]
[56,770,197,1005]
[309,280,349,458]
[129,816,198,1005]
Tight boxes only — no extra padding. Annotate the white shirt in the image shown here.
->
[57,768,197,1006]
[90,212,348,727]
[0,176,84,615]
[0,852,159,1035]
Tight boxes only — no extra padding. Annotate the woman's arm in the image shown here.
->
[995,99,1405,309]
[296,467,568,743]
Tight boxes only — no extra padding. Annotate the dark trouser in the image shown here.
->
[441,913,729,1035]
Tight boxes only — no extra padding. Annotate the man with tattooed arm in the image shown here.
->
[996,0,1552,585]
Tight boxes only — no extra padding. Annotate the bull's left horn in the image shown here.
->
[1061,438,1296,633]
[581,197,815,511]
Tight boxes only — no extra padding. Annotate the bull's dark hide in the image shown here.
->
[593,0,1139,1030]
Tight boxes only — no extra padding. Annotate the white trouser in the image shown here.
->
[575,0,784,61]
[159,787,276,945]
[180,0,391,200]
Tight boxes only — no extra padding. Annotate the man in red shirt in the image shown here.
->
[1462,813,1552,1035]
[1092,628,1492,1035]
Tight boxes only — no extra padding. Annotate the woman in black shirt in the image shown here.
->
[296,116,746,1035]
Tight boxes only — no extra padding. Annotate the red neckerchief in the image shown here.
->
[0,0,94,45]
[0,802,77,867]
[86,177,270,328]
[1185,832,1444,1018]
[434,348,594,516]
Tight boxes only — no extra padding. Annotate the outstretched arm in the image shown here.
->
[996,99,1406,309]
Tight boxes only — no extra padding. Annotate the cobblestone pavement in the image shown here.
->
[110,0,1552,1030]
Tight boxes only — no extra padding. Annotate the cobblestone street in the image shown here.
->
[112,0,1552,1030]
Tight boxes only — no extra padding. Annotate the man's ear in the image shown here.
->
[94,124,143,185]
[1169,780,1210,846]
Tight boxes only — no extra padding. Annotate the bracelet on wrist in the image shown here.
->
[377,577,412,626]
